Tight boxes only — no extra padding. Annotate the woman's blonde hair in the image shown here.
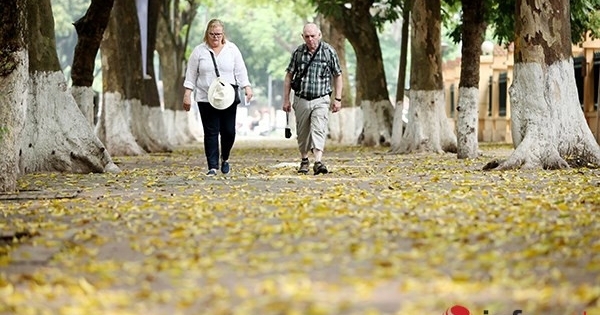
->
[203,19,227,45]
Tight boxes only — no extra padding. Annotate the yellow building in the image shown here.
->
[443,35,600,143]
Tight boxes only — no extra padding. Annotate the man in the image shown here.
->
[283,23,343,175]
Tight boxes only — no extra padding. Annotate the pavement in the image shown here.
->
[1,138,599,315]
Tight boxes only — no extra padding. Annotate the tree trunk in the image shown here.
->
[98,0,147,156]
[485,0,600,170]
[0,0,28,192]
[134,0,173,153]
[456,0,486,159]
[17,0,119,175]
[319,15,361,145]
[330,0,394,147]
[390,0,411,150]
[394,0,457,154]
[71,0,114,126]
[156,0,201,146]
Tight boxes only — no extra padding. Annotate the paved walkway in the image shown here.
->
[1,138,599,315]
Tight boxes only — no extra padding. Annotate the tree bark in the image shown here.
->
[0,0,28,192]
[98,0,146,156]
[319,15,361,145]
[133,0,172,153]
[390,0,411,149]
[156,0,201,146]
[485,0,600,170]
[99,0,159,156]
[456,0,486,159]
[394,0,457,154]
[329,0,394,147]
[16,0,119,175]
[71,0,115,126]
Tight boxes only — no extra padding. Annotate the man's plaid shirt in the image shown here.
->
[286,42,342,100]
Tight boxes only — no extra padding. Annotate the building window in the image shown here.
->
[574,55,585,106]
[499,72,507,117]
[488,75,493,117]
[594,52,599,110]
[450,84,455,116]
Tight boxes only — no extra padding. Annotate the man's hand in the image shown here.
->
[331,99,341,113]
[283,102,292,113]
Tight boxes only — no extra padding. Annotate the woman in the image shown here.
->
[183,19,253,176]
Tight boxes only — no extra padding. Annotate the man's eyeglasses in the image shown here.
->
[209,32,223,37]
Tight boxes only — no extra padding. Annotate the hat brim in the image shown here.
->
[207,78,235,110]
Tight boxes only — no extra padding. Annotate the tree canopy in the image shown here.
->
[445,0,600,45]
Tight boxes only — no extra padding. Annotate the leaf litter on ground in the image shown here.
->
[1,139,599,315]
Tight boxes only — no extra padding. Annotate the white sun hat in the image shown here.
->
[207,78,235,110]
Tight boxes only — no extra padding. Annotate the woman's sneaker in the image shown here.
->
[221,161,230,174]
[206,169,217,176]
[313,161,328,175]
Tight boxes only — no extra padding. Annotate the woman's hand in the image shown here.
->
[183,100,191,111]
[183,89,192,111]
[244,86,254,103]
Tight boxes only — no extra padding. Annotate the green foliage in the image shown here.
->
[571,0,600,42]
[311,0,404,31]
[440,0,464,62]
[483,0,599,45]
[488,0,515,45]
[51,0,90,81]
[442,0,462,44]
[371,0,403,30]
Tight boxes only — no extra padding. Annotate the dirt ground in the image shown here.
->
[1,138,599,315]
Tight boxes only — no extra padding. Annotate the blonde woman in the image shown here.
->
[183,19,253,176]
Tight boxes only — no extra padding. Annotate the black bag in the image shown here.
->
[291,79,301,92]
[231,84,241,106]
[285,112,292,138]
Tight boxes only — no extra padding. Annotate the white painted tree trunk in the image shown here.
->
[71,86,95,126]
[163,109,195,145]
[490,60,600,169]
[0,51,28,192]
[361,101,379,146]
[187,107,204,140]
[130,102,172,152]
[99,92,146,156]
[456,87,479,159]
[360,100,392,146]
[146,106,173,150]
[396,90,457,153]
[390,99,407,150]
[19,72,119,173]
[328,107,362,145]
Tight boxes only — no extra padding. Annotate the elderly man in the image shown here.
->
[282,23,343,175]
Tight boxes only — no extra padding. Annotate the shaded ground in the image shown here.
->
[1,138,599,315]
